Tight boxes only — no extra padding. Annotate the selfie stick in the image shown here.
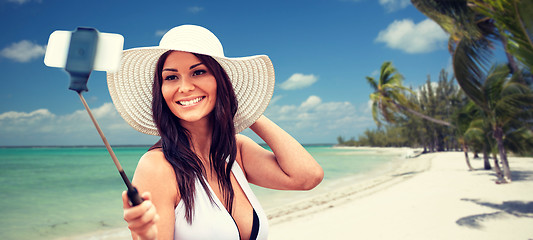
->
[45,27,143,206]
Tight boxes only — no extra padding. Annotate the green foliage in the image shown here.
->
[408,0,533,179]
[344,69,465,150]
[367,61,411,127]
[346,64,533,157]
[367,62,452,128]
[345,1,533,161]
[470,0,533,72]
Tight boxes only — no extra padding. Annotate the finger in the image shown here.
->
[132,220,158,240]
[128,205,158,231]
[124,200,153,222]
[122,191,130,209]
[140,202,159,224]
[128,205,159,235]
[141,191,152,201]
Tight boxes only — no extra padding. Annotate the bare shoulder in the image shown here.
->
[235,134,275,178]
[235,134,260,150]
[235,134,265,158]
[235,133,250,147]
[133,149,178,201]
[136,149,175,178]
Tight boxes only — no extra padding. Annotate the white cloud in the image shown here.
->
[1,99,373,145]
[375,18,448,54]
[188,6,204,14]
[413,81,440,101]
[1,40,46,63]
[300,96,322,109]
[365,99,373,114]
[0,103,158,146]
[155,30,168,37]
[270,95,283,105]
[445,56,453,75]
[0,109,53,120]
[279,73,318,90]
[7,0,33,4]
[251,95,374,143]
[379,0,410,12]
[370,69,380,77]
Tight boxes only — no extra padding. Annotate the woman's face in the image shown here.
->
[161,51,217,125]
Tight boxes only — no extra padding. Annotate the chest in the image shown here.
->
[174,161,268,240]
[205,171,254,240]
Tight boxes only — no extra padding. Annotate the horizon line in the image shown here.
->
[0,143,336,149]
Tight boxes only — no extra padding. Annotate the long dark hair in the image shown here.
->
[151,50,238,223]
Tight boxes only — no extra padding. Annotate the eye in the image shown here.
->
[164,75,178,81]
[193,70,207,76]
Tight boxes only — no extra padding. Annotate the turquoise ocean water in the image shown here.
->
[0,145,402,240]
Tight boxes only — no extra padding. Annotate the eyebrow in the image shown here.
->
[162,63,204,72]
[190,63,204,69]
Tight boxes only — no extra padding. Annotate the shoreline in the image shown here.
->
[59,147,418,240]
[268,152,533,239]
[266,147,429,225]
[55,149,533,239]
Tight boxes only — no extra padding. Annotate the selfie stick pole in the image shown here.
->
[77,92,143,206]
[65,27,143,206]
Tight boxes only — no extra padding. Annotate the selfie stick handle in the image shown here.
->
[77,92,143,206]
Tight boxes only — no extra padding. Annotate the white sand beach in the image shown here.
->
[268,151,533,240]
[64,149,533,240]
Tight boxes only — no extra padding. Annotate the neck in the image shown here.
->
[181,117,212,164]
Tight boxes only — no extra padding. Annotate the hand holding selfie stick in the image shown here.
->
[44,27,143,206]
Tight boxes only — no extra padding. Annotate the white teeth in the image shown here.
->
[179,97,203,106]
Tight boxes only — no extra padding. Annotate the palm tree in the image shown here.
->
[462,106,496,171]
[420,71,463,151]
[475,64,533,182]
[410,0,530,109]
[469,0,533,73]
[465,116,493,170]
[367,61,453,128]
[454,102,476,170]
[411,0,533,183]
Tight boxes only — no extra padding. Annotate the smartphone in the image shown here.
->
[44,29,124,73]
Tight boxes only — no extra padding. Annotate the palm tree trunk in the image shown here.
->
[492,152,503,182]
[494,127,512,182]
[392,102,452,127]
[498,28,520,75]
[482,143,491,170]
[463,142,474,171]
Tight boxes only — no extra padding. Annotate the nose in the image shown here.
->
[178,77,195,93]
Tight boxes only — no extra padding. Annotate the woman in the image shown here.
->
[107,25,323,240]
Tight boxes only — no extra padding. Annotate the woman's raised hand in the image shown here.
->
[122,191,160,240]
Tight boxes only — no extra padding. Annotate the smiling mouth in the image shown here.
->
[178,97,205,106]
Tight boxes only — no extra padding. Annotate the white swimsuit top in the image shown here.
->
[174,161,269,240]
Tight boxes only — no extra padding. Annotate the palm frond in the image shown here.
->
[412,0,482,39]
[453,37,493,109]
[470,0,533,71]
[366,76,378,91]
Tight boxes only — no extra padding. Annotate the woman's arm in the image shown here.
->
[238,115,323,190]
[123,150,178,240]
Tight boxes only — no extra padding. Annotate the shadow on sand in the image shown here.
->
[456,198,533,229]
[472,169,533,182]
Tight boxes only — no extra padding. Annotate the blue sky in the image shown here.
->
[0,0,453,146]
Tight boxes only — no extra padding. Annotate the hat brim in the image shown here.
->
[107,47,275,136]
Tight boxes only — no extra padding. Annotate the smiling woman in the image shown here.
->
[160,51,218,125]
[105,25,324,240]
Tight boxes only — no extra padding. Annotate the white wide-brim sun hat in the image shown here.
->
[107,25,275,136]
